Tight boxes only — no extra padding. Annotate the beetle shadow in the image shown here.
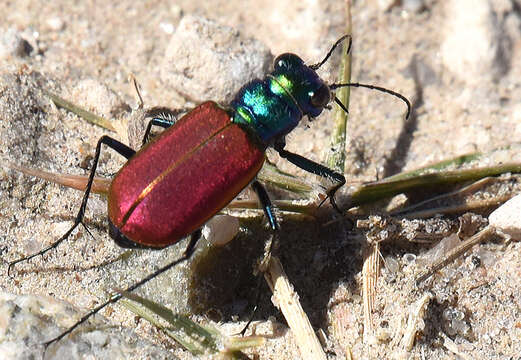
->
[187,213,361,334]
[381,56,423,178]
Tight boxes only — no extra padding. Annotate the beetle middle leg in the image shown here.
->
[239,180,279,335]
[42,229,202,349]
[7,136,136,276]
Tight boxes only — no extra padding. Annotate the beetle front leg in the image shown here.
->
[274,142,346,213]
[141,118,175,145]
[7,136,136,275]
[141,107,191,146]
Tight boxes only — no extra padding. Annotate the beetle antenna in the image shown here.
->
[330,82,411,119]
[310,34,352,71]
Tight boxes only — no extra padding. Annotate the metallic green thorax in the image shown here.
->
[231,53,330,145]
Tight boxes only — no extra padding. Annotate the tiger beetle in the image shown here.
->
[8,34,411,349]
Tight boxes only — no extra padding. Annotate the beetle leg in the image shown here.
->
[237,181,279,335]
[141,107,190,145]
[239,275,263,336]
[274,143,346,213]
[141,118,174,146]
[42,229,202,349]
[251,180,279,231]
[7,136,136,276]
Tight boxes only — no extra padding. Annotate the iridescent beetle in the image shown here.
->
[9,35,410,347]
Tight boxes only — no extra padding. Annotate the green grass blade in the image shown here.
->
[119,291,262,358]
[347,162,521,208]
[44,89,116,131]
[327,4,352,173]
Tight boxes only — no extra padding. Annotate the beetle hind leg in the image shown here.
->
[7,136,136,276]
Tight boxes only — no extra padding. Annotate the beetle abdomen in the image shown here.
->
[108,101,265,247]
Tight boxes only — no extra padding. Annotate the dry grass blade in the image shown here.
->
[393,175,521,218]
[415,226,496,284]
[341,163,521,210]
[401,293,432,351]
[8,163,111,195]
[44,89,116,131]
[362,241,380,341]
[119,290,264,358]
[264,256,327,360]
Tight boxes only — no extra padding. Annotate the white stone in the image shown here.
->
[489,194,521,239]
[202,214,240,246]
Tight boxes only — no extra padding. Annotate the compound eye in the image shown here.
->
[274,53,304,71]
[310,84,331,108]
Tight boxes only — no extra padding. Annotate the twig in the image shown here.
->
[401,293,432,351]
[264,256,327,360]
[415,226,496,284]
[362,241,380,341]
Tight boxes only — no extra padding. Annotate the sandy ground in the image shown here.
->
[1,0,521,359]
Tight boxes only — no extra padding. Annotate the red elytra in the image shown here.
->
[108,101,265,247]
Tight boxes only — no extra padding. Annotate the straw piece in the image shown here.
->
[264,256,327,360]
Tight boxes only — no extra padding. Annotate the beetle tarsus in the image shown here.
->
[7,220,81,277]
[274,144,346,214]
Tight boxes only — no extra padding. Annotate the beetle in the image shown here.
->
[8,34,411,347]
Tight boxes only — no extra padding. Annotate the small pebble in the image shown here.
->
[161,15,272,104]
[46,16,65,31]
[385,256,400,274]
[159,21,174,35]
[403,253,417,263]
[202,215,240,246]
[403,0,425,13]
[378,0,398,11]
[0,27,32,58]
[489,194,521,239]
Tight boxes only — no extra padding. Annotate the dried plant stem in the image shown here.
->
[416,226,496,284]
[362,241,380,341]
[264,256,327,360]
[401,293,432,351]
